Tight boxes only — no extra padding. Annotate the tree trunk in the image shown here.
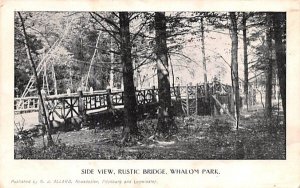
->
[242,13,249,110]
[272,13,286,122]
[154,12,175,135]
[109,36,114,89]
[79,33,84,87]
[265,15,273,119]
[200,17,208,84]
[18,12,54,146]
[168,54,176,96]
[229,12,240,129]
[119,12,139,141]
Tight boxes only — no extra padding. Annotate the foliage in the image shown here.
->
[14,129,38,159]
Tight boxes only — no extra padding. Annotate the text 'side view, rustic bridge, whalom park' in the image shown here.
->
[14,12,286,159]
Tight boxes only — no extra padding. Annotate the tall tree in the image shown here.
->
[265,14,273,119]
[18,12,54,146]
[119,12,139,141]
[154,12,176,135]
[242,13,249,110]
[271,13,286,122]
[229,12,240,129]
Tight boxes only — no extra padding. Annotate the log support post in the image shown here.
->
[77,88,87,127]
[152,86,157,103]
[78,88,86,113]
[106,88,113,110]
[176,85,181,101]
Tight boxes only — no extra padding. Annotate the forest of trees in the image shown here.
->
[15,12,286,151]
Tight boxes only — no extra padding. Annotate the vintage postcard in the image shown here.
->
[0,0,299,187]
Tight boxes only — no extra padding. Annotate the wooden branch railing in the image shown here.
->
[14,81,235,117]
[14,96,39,112]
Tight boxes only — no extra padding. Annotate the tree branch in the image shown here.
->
[129,13,142,21]
[131,19,150,43]
[89,12,121,44]
[91,12,120,31]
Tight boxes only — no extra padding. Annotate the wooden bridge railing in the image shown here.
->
[14,81,235,119]
[14,96,39,112]
[83,92,109,111]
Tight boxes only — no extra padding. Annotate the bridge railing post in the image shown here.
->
[173,85,181,116]
[77,88,87,127]
[152,86,156,103]
[77,89,85,116]
[143,89,146,105]
[106,88,113,110]
[175,84,181,101]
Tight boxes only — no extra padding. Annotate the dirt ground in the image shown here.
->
[14,107,285,160]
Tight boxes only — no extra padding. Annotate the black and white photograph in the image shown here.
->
[13,11,286,160]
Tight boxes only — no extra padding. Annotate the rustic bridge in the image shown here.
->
[14,81,235,129]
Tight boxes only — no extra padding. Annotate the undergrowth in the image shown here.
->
[14,112,285,160]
